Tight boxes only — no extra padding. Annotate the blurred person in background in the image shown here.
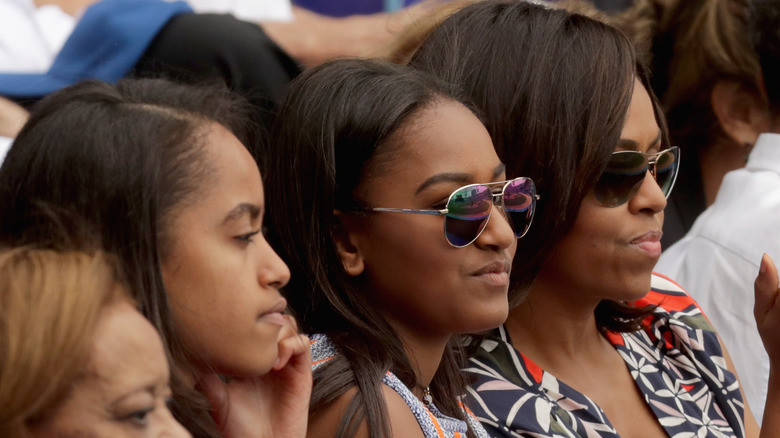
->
[656,0,780,424]
[617,0,764,249]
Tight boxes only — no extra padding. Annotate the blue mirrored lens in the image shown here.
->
[503,178,536,237]
[444,185,491,247]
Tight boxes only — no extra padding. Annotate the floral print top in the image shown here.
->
[465,274,746,438]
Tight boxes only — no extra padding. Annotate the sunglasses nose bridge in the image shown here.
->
[646,155,658,178]
[486,195,518,240]
[490,191,510,216]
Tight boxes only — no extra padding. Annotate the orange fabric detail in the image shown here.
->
[635,289,696,313]
[604,330,625,346]
[521,352,544,383]
[425,409,446,437]
[311,356,333,367]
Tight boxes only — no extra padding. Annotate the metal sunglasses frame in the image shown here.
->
[366,177,541,247]
[596,146,680,207]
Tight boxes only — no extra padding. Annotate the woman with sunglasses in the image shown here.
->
[406,1,780,437]
[264,58,538,437]
[0,79,311,438]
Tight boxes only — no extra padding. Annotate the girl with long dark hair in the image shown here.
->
[266,58,539,438]
[0,79,311,438]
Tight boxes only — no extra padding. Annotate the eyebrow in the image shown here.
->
[415,163,506,195]
[223,203,262,224]
[617,130,663,151]
[110,386,156,411]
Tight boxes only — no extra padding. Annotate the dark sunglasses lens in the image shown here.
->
[653,148,679,197]
[594,152,647,207]
[502,178,536,238]
[445,184,492,247]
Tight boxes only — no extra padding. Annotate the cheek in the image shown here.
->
[365,217,454,277]
[564,201,626,254]
[359,217,465,307]
[546,215,619,282]
[162,238,240,351]
[563,222,606,255]
[163,233,242,306]
[551,215,655,301]
[161,237,283,375]
[359,215,511,334]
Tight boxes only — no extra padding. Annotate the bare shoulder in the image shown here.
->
[381,384,426,438]
[307,385,425,438]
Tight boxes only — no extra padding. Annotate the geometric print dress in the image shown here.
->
[464,274,746,438]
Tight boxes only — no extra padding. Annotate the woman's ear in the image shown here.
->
[332,210,365,277]
[711,80,770,147]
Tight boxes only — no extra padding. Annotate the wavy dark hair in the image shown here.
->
[265,58,480,438]
[409,0,669,331]
[0,78,254,438]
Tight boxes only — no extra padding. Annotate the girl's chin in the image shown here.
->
[203,352,280,380]
[457,309,510,334]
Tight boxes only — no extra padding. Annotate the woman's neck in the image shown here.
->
[505,282,612,370]
[385,318,451,397]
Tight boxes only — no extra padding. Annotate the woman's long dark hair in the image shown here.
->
[409,1,669,331]
[266,58,479,438]
[0,79,254,438]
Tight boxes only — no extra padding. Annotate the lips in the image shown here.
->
[473,260,512,276]
[471,260,512,286]
[629,230,662,258]
[257,298,288,326]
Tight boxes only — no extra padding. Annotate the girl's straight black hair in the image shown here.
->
[0,78,255,437]
[266,58,481,438]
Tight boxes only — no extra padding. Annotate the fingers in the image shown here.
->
[274,315,307,369]
[273,333,311,371]
[755,253,779,324]
[277,314,300,341]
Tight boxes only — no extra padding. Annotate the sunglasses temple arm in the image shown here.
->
[369,207,447,215]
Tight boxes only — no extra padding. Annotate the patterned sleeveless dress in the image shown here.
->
[310,334,490,438]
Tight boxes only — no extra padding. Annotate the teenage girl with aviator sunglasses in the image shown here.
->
[264,58,539,438]
[408,1,780,437]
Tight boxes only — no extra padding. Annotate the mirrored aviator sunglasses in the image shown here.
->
[368,177,540,248]
[593,146,680,207]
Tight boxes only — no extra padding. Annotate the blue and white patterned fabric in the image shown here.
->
[310,333,490,438]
